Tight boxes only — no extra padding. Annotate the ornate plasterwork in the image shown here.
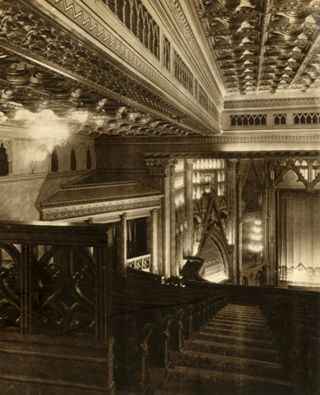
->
[164,0,223,107]
[44,0,222,125]
[0,0,211,136]
[0,48,201,137]
[144,157,177,176]
[195,0,320,95]
[99,131,320,145]
[224,96,320,109]
[40,196,161,220]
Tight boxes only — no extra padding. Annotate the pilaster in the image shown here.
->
[150,208,159,274]
[145,158,177,277]
[117,213,127,277]
[184,159,194,257]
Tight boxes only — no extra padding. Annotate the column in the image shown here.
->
[169,162,176,276]
[184,159,194,257]
[145,158,176,278]
[150,208,158,274]
[235,160,241,285]
[117,213,127,277]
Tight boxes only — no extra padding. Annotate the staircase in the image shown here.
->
[155,303,293,395]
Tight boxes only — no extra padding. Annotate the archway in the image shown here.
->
[199,235,229,283]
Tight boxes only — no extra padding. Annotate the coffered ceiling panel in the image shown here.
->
[195,0,320,95]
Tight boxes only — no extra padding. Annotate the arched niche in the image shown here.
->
[51,149,59,172]
[198,231,230,283]
[70,148,77,171]
[0,143,9,176]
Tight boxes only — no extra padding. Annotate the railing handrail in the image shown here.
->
[126,253,151,262]
[0,220,111,244]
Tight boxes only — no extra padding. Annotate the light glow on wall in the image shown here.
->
[7,108,92,166]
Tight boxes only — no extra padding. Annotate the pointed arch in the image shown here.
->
[0,143,9,176]
[86,149,92,170]
[70,148,77,171]
[51,149,59,172]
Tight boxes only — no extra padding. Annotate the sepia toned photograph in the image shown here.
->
[0,0,319,394]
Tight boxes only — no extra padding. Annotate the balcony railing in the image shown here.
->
[126,253,151,272]
[0,221,112,340]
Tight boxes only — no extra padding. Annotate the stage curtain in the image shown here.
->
[280,192,320,281]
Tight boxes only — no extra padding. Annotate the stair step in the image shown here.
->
[188,339,279,362]
[153,391,185,395]
[203,321,272,338]
[212,317,266,328]
[216,312,265,322]
[220,306,262,313]
[198,331,274,347]
[171,350,286,379]
[165,365,292,395]
[201,325,271,340]
[206,319,269,331]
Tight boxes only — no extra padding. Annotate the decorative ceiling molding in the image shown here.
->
[42,0,220,126]
[0,50,203,138]
[195,0,320,95]
[160,0,224,107]
[224,96,320,109]
[0,0,213,137]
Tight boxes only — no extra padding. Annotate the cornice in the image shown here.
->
[98,131,320,145]
[155,0,223,110]
[224,97,320,110]
[0,0,215,136]
[180,0,225,99]
[40,195,162,220]
[143,151,320,159]
[29,0,219,133]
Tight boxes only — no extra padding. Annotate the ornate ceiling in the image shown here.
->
[195,0,320,95]
[0,0,206,137]
[0,49,199,137]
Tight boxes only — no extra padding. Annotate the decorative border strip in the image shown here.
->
[40,196,161,220]
[97,132,320,145]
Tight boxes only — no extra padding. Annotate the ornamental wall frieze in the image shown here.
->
[98,131,320,145]
[224,97,320,110]
[40,196,161,220]
[43,0,218,130]
[165,0,223,106]
[143,151,320,160]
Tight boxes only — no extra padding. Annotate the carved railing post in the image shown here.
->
[20,244,33,334]
[94,243,114,394]
[117,213,127,277]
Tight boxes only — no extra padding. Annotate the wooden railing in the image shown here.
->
[0,220,114,395]
[0,221,319,395]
